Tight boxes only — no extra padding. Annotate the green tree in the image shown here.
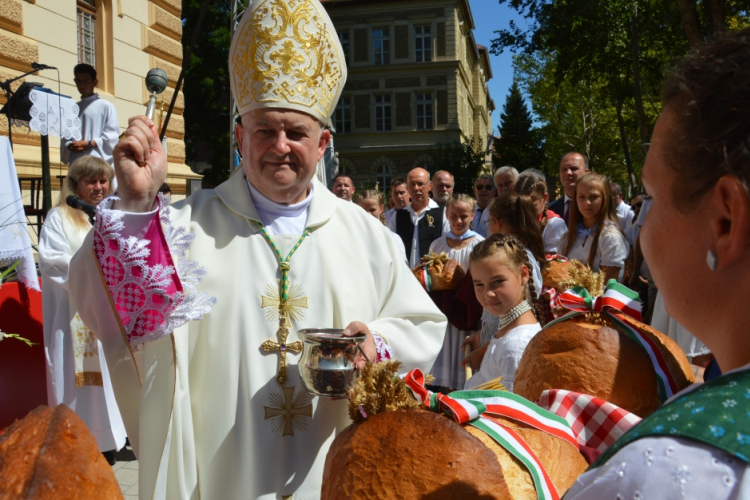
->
[430,139,487,195]
[182,0,233,188]
[494,80,544,173]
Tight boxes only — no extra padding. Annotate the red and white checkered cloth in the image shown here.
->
[537,389,642,452]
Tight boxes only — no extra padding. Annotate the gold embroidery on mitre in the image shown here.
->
[264,385,312,436]
[229,0,346,122]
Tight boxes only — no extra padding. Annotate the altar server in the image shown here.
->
[69,1,446,498]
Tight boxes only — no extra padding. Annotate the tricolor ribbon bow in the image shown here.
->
[545,254,569,263]
[403,369,579,500]
[550,280,678,402]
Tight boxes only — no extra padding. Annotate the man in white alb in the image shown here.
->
[60,64,120,171]
[68,1,446,498]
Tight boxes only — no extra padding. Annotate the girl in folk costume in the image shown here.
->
[464,234,543,392]
[462,192,546,374]
[354,189,408,265]
[567,28,750,499]
[428,194,485,389]
[515,174,568,254]
[561,172,629,282]
[39,156,126,463]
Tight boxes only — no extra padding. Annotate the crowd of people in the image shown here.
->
[32,3,749,496]
[328,150,657,394]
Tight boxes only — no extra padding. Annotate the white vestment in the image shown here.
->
[69,172,446,499]
[39,207,126,452]
[60,93,120,167]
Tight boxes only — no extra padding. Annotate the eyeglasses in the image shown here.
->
[475,184,493,191]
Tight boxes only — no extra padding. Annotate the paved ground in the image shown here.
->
[113,444,139,499]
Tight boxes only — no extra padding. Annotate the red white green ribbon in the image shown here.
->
[403,369,574,500]
[545,254,569,263]
[547,280,677,402]
[421,267,433,292]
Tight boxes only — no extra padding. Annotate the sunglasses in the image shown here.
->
[475,185,493,191]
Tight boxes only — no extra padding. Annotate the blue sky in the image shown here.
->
[468,0,530,132]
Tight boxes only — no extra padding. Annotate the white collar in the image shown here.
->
[407,198,439,216]
[80,93,99,103]
[246,178,314,220]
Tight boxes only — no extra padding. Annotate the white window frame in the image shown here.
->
[374,95,392,132]
[375,164,393,193]
[334,96,351,134]
[373,28,390,65]
[414,25,432,62]
[415,92,434,130]
[77,1,96,67]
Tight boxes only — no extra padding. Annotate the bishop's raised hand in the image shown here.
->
[112,116,168,212]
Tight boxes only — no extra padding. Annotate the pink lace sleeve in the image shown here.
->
[94,195,216,348]
[371,332,393,363]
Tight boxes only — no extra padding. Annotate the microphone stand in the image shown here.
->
[0,68,43,151]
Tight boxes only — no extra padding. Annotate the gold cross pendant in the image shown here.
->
[261,326,303,385]
[260,283,308,385]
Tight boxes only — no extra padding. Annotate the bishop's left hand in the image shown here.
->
[343,321,377,371]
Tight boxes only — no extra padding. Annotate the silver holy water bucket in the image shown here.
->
[298,329,366,398]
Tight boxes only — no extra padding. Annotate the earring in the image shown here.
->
[706,250,717,272]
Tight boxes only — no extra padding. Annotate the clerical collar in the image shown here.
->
[246,177,314,235]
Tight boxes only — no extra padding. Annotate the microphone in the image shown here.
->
[66,195,96,222]
[31,62,57,70]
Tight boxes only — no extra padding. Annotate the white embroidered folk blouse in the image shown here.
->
[563,222,629,278]
[566,363,750,500]
[465,322,542,392]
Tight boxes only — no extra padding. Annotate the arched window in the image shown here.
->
[375,164,392,193]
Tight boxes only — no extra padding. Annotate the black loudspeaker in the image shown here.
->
[0,81,44,121]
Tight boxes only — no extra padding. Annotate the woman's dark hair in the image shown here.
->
[488,192,546,266]
[661,27,750,210]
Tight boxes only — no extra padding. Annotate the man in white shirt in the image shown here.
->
[387,168,450,268]
[60,64,120,171]
[431,170,454,206]
[611,182,635,229]
[548,152,590,226]
[384,176,409,226]
[472,174,496,238]
[331,173,355,201]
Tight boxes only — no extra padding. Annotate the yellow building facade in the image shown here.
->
[0,0,198,206]
[322,0,493,189]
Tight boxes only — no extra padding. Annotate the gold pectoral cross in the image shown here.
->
[260,283,308,385]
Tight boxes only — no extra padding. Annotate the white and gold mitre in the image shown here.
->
[229,0,347,124]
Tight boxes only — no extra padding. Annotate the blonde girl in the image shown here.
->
[429,194,484,271]
[355,189,408,264]
[514,174,567,254]
[428,194,485,390]
[464,234,543,392]
[562,172,629,282]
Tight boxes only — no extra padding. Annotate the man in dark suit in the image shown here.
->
[548,152,590,226]
[387,167,449,268]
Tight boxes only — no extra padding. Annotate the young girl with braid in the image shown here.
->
[514,174,568,254]
[463,234,543,392]
[462,192,547,372]
[561,172,629,282]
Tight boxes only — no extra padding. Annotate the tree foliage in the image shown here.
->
[494,81,544,173]
[181,0,233,188]
[430,139,487,195]
[492,0,749,196]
